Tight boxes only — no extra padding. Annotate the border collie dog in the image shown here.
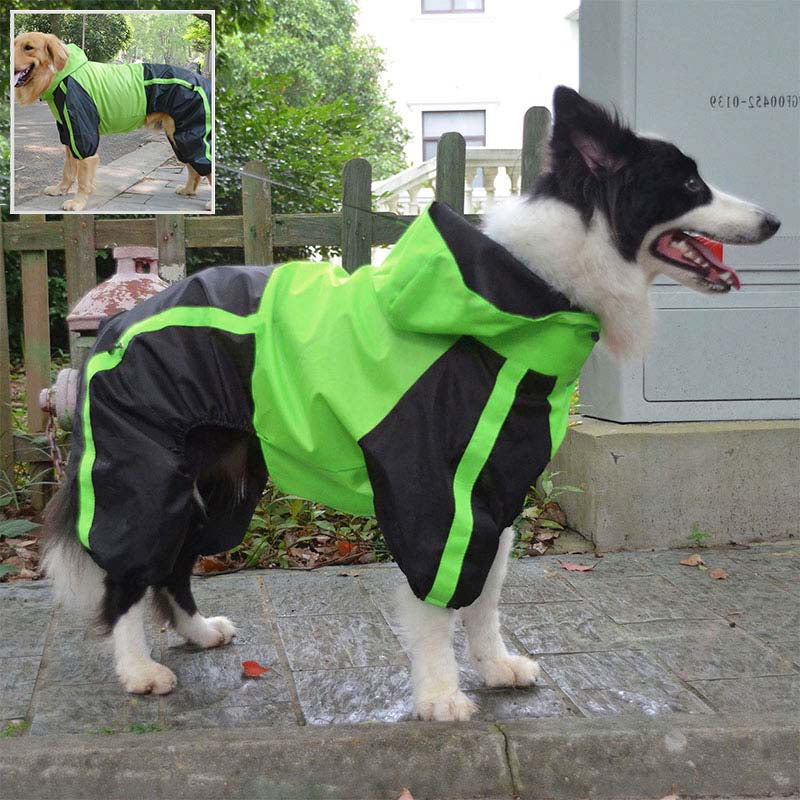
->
[43,86,779,722]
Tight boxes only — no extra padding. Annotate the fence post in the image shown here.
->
[20,217,49,436]
[156,215,186,284]
[0,222,13,480]
[435,132,466,214]
[520,107,551,195]
[242,160,273,265]
[341,158,372,273]
[63,215,97,367]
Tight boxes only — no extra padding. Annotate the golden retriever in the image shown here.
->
[14,32,212,212]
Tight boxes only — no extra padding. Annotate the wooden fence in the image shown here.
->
[0,106,551,485]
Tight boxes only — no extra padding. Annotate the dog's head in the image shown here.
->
[13,32,69,105]
[542,86,781,294]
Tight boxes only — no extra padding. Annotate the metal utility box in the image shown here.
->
[578,0,800,421]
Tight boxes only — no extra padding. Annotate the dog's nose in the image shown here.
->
[761,214,781,238]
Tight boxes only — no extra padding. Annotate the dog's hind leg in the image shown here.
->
[397,583,476,721]
[154,547,235,649]
[105,579,177,695]
[176,164,203,197]
[460,527,540,688]
[43,146,77,196]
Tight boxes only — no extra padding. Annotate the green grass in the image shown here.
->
[688,522,713,548]
[1,720,29,738]
[127,722,169,734]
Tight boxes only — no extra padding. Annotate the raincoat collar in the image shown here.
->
[40,43,88,101]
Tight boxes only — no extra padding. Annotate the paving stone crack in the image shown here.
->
[493,722,521,797]
[257,575,307,726]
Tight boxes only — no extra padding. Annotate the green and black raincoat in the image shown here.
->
[71,203,599,608]
[40,43,212,175]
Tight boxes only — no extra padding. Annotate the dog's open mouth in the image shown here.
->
[14,64,34,87]
[651,230,741,293]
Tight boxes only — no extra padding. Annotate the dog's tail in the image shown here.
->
[41,473,106,618]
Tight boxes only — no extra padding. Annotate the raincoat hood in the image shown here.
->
[372,202,600,377]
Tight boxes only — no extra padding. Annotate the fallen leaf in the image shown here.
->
[709,568,728,580]
[337,540,354,556]
[531,542,548,555]
[0,519,40,538]
[540,502,567,527]
[396,790,414,800]
[557,560,596,572]
[242,660,270,678]
[198,556,227,573]
[12,539,37,549]
[338,570,362,577]
[534,530,559,542]
[679,554,704,567]
[594,552,604,558]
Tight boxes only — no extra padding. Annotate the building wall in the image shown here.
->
[357,0,579,166]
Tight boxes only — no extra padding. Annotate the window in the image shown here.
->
[422,110,486,160]
[422,0,484,14]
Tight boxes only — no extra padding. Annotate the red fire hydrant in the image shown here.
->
[39,247,170,430]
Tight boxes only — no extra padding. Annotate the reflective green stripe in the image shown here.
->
[77,306,259,549]
[142,78,212,163]
[424,359,528,607]
[60,82,82,160]
[142,77,195,88]
[194,85,212,163]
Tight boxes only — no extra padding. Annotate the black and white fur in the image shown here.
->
[42,86,780,718]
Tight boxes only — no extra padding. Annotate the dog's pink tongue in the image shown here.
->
[693,236,741,290]
[13,71,24,87]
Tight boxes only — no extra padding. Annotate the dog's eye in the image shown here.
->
[684,176,703,193]
[23,44,33,51]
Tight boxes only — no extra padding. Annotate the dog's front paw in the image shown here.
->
[187,615,236,649]
[415,690,476,722]
[62,197,87,212]
[175,186,196,196]
[478,655,540,688]
[119,660,177,695]
[43,184,71,196]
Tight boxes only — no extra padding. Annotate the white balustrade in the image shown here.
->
[372,148,523,214]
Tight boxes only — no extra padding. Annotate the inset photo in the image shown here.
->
[11,10,214,214]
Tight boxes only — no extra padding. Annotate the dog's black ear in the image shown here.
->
[551,86,628,176]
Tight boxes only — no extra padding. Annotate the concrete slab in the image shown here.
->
[1,545,798,799]
[502,713,799,800]
[549,417,800,551]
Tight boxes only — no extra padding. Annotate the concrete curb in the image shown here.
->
[2,713,797,799]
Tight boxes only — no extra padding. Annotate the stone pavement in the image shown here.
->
[1,542,798,799]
